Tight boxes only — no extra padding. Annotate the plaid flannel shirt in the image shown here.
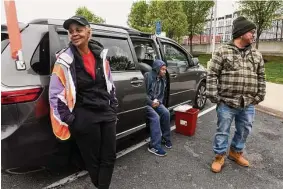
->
[206,42,266,108]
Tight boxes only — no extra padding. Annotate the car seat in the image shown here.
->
[134,46,152,74]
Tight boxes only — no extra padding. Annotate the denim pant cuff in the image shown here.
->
[230,146,243,153]
[215,152,226,155]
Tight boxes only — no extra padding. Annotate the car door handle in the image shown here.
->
[170,74,177,78]
[130,78,143,87]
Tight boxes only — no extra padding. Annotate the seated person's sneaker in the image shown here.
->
[162,138,172,149]
[148,146,167,157]
[164,141,172,149]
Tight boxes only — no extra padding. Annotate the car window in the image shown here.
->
[58,33,69,48]
[162,42,190,67]
[58,33,135,71]
[132,39,158,60]
[98,37,135,71]
[30,33,50,75]
[1,33,9,53]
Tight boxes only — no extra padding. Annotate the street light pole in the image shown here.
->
[211,0,217,53]
[209,7,213,44]
[281,19,283,41]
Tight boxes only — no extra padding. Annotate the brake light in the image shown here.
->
[1,87,42,105]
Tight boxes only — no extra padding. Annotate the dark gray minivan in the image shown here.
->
[1,19,207,171]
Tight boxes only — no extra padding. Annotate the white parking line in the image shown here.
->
[43,105,216,189]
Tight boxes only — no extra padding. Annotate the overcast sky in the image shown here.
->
[1,0,237,27]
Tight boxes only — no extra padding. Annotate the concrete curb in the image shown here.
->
[255,105,283,120]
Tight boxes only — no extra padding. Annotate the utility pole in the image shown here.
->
[211,0,217,53]
[275,20,279,41]
[208,7,213,44]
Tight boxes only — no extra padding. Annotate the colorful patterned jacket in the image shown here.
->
[49,40,118,140]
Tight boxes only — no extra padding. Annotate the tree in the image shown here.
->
[157,1,188,41]
[182,0,214,53]
[75,6,105,24]
[147,1,188,40]
[238,0,283,49]
[144,0,162,33]
[127,1,152,33]
[128,1,188,40]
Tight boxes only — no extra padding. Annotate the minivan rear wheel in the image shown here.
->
[193,82,207,110]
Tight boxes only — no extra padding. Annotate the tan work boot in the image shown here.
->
[228,149,249,167]
[211,154,225,173]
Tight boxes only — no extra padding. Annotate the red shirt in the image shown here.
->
[82,51,96,79]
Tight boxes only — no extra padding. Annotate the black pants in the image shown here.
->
[70,107,116,189]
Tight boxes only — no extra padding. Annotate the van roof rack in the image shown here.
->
[1,22,29,32]
[29,18,63,25]
[28,18,152,37]
[95,23,152,37]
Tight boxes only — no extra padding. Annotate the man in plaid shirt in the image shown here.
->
[207,16,266,173]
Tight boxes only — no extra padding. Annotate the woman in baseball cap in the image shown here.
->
[49,16,118,189]
[63,15,91,48]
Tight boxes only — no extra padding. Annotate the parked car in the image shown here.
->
[1,19,207,171]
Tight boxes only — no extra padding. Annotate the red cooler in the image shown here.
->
[175,108,199,136]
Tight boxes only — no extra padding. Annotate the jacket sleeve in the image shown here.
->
[206,48,223,104]
[254,54,266,104]
[144,72,154,106]
[110,82,119,111]
[105,57,119,110]
[49,64,75,127]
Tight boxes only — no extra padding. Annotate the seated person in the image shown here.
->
[144,59,172,157]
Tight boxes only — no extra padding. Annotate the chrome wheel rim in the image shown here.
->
[197,85,206,108]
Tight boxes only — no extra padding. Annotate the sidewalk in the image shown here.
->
[256,82,283,119]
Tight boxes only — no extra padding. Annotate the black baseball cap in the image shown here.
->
[63,16,90,30]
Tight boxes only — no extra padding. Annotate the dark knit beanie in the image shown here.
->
[232,16,256,39]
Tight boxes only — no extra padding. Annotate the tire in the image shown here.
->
[193,82,207,110]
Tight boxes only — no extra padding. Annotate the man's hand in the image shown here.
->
[152,102,160,108]
[152,99,160,108]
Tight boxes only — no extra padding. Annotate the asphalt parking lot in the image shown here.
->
[2,102,283,189]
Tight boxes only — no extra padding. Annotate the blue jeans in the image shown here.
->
[146,104,171,149]
[213,102,255,155]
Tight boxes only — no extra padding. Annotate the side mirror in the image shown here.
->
[192,57,199,66]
